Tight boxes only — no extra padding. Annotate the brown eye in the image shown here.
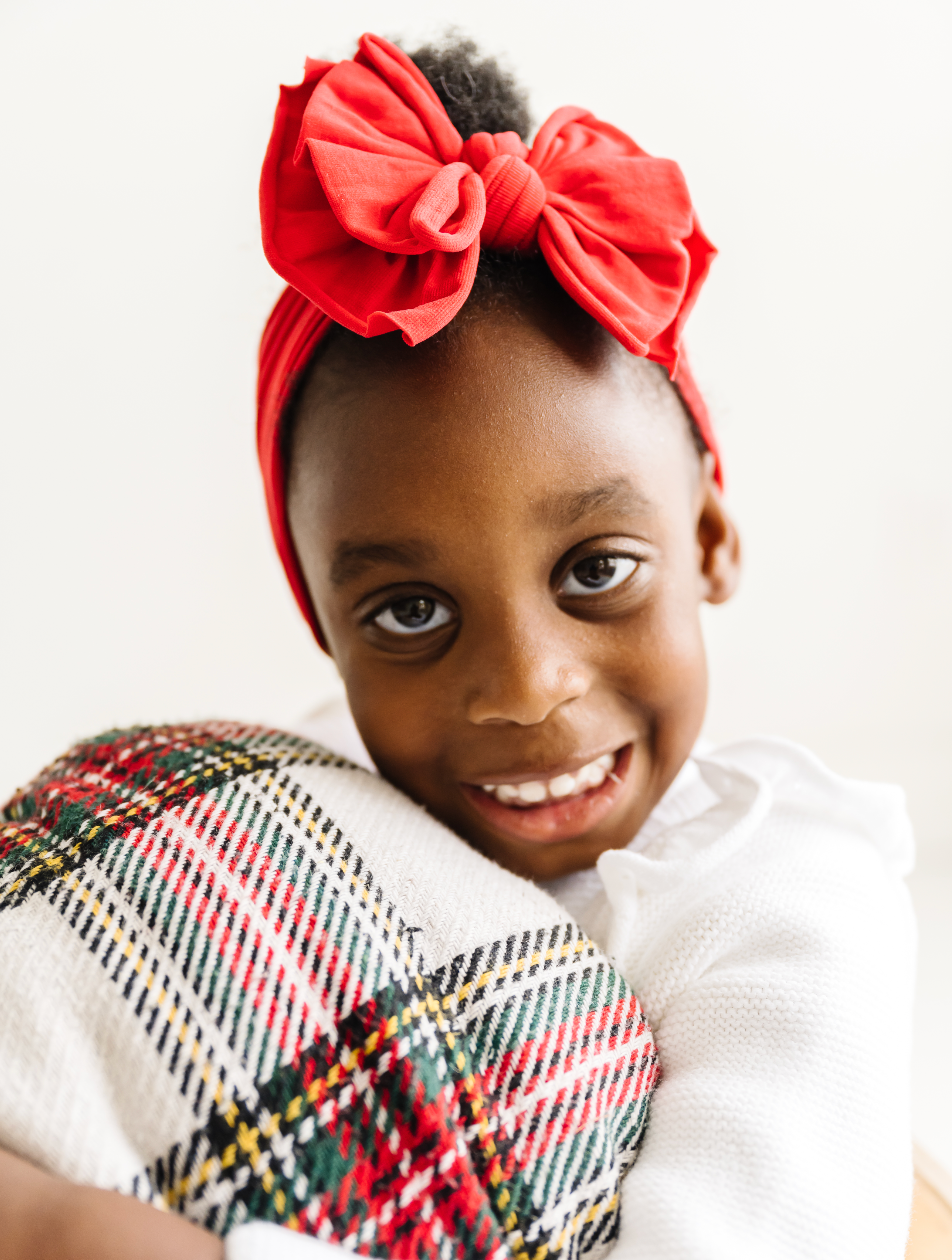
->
[373,596,452,635]
[560,555,637,597]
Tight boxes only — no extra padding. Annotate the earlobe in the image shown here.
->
[696,454,741,605]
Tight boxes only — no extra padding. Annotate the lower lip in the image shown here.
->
[460,745,633,846]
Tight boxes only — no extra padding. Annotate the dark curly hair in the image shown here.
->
[409,32,531,144]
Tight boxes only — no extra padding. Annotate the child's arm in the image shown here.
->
[0,1147,224,1260]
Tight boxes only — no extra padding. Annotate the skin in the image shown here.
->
[288,291,740,881]
[0,1148,223,1260]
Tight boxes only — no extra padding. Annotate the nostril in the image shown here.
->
[466,669,589,728]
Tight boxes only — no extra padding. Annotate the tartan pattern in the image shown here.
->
[1,724,658,1259]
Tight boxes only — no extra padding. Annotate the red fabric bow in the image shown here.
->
[261,32,715,371]
[257,34,720,648]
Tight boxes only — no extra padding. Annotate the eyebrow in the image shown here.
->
[535,478,652,528]
[330,539,437,587]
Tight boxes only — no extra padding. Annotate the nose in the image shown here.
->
[464,616,591,727]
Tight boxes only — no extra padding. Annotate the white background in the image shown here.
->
[2,0,950,1169]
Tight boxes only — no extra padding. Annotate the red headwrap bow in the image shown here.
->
[257,33,719,647]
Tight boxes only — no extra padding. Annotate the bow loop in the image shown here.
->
[409,163,485,252]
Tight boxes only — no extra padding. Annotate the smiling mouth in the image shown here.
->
[479,752,618,807]
[460,745,633,846]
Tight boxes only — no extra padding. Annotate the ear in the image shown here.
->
[695,452,741,605]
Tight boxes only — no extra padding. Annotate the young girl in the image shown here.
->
[0,32,915,1260]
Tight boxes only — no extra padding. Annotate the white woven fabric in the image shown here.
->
[543,736,916,1259]
[226,1220,351,1260]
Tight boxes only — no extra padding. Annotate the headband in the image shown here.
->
[258,33,719,647]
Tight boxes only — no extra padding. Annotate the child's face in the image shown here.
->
[288,301,739,880]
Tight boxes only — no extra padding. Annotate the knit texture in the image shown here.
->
[0,724,658,1260]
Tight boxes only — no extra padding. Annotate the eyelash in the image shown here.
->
[372,595,453,636]
[366,548,643,640]
[558,554,639,597]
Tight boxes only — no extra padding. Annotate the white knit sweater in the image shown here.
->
[230,715,916,1260]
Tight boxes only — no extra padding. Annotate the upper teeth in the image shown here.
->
[480,753,616,807]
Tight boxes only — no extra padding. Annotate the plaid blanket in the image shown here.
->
[0,724,658,1260]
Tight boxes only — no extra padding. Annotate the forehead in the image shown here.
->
[288,308,695,546]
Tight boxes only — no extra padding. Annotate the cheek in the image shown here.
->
[337,657,449,787]
[603,573,707,718]
[311,582,462,793]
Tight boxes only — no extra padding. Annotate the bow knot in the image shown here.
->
[460,132,546,252]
